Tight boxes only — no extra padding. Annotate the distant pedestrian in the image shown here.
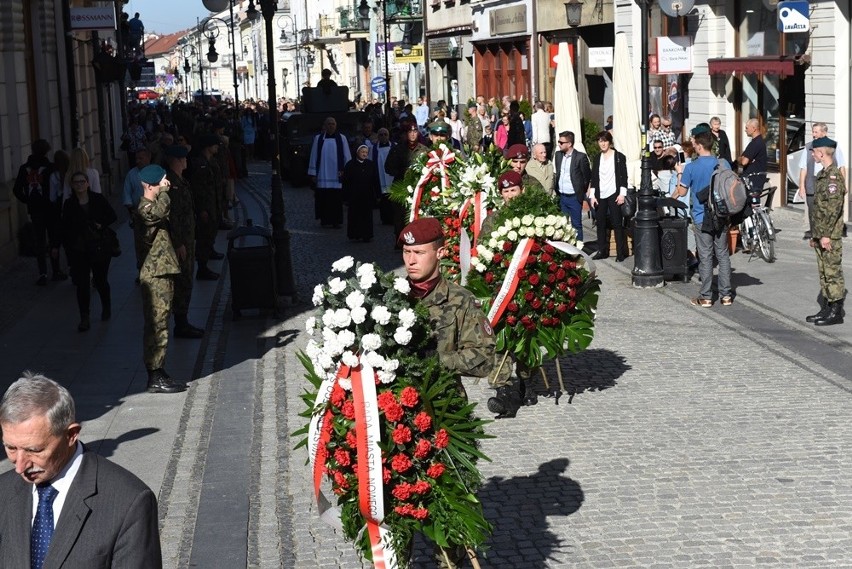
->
[589,131,629,262]
[61,171,117,331]
[709,116,733,167]
[308,117,352,228]
[342,145,381,242]
[740,118,768,206]
[63,147,102,200]
[553,132,591,240]
[372,128,395,225]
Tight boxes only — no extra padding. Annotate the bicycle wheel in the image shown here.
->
[754,214,776,262]
[759,209,776,238]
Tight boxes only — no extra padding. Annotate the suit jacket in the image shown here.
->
[0,449,162,569]
[553,149,592,203]
[590,150,629,200]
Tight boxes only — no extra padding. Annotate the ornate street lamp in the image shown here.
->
[564,0,583,27]
[358,0,371,30]
[276,14,300,100]
[201,8,241,108]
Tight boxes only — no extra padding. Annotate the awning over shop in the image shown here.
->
[707,56,796,77]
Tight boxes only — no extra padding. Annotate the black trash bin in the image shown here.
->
[656,198,689,282]
[227,221,278,319]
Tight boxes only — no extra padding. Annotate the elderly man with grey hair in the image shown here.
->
[798,122,848,239]
[0,372,162,568]
[740,118,768,206]
[526,143,554,195]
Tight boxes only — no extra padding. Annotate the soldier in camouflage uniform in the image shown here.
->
[464,102,483,153]
[807,137,847,326]
[504,143,545,194]
[137,165,186,394]
[190,135,222,281]
[164,145,204,339]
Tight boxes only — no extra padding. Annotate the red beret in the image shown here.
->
[497,171,523,190]
[398,217,443,246]
[505,144,529,160]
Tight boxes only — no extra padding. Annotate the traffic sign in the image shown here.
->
[371,76,387,94]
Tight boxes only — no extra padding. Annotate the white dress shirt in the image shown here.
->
[31,441,84,527]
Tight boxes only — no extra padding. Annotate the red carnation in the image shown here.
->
[526,255,538,266]
[531,299,542,310]
[391,453,413,473]
[485,272,494,284]
[561,260,573,269]
[345,430,357,448]
[506,315,518,326]
[334,449,352,467]
[524,291,535,302]
[330,383,346,407]
[394,504,416,517]
[384,402,404,422]
[411,508,429,520]
[556,303,568,313]
[321,418,334,434]
[434,429,450,449]
[556,269,566,280]
[333,471,349,489]
[493,253,503,263]
[546,300,555,310]
[541,253,552,263]
[507,302,519,313]
[547,274,557,284]
[452,255,460,263]
[427,463,446,478]
[400,386,420,408]
[413,411,432,432]
[502,241,513,252]
[518,268,527,279]
[528,274,540,286]
[548,262,558,273]
[544,244,555,254]
[414,438,432,459]
[531,242,541,253]
[393,424,413,445]
[557,282,568,292]
[413,480,431,494]
[520,315,532,326]
[341,401,356,420]
[568,276,580,287]
[444,217,453,225]
[392,482,413,501]
[377,391,397,410]
[383,467,392,483]
[542,286,552,296]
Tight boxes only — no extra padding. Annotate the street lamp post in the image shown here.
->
[247,0,296,298]
[631,0,664,288]
[276,15,300,101]
[203,14,240,108]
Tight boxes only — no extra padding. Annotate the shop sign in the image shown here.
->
[588,47,613,68]
[69,7,116,31]
[548,43,574,68]
[655,36,692,74]
[489,5,527,36]
[393,45,424,64]
[777,1,809,33]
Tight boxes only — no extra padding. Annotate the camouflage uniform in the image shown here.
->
[522,172,544,194]
[813,163,847,302]
[465,115,483,152]
[190,154,219,264]
[420,277,510,386]
[138,190,181,371]
[166,169,195,318]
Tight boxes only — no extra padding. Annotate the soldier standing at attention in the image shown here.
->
[164,145,204,339]
[137,165,186,394]
[505,143,545,194]
[807,137,847,326]
[190,135,222,281]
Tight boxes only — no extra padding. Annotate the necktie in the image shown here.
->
[31,485,58,569]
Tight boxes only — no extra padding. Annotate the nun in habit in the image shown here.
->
[342,144,381,242]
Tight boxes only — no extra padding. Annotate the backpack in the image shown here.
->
[707,162,747,220]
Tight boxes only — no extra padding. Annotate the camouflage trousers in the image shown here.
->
[141,274,174,370]
[815,239,845,302]
[173,245,195,317]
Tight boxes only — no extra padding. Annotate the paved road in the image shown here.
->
[2,164,852,568]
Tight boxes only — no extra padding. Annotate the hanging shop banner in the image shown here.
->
[489,5,527,36]
[393,45,424,64]
[655,36,692,74]
[69,7,116,31]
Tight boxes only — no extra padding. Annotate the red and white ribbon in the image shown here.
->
[486,238,535,328]
[308,366,348,530]
[545,240,596,279]
[408,147,456,222]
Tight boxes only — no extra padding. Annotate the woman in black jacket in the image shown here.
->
[589,131,630,261]
[62,170,118,331]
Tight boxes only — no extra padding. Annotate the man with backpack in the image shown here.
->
[676,125,733,307]
[13,139,66,285]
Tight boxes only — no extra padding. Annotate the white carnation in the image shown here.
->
[393,327,413,345]
[338,377,353,391]
[332,308,352,329]
[336,329,356,349]
[382,359,399,372]
[305,316,316,335]
[377,370,396,384]
[331,256,355,272]
[393,277,411,294]
[328,277,347,294]
[398,308,417,328]
[363,350,385,369]
[351,306,367,324]
[507,230,518,241]
[317,352,335,371]
[371,305,392,325]
[312,285,324,306]
[479,248,494,262]
[361,333,382,351]
[358,271,377,290]
[305,339,320,359]
[345,290,365,310]
[341,350,359,368]
[321,310,336,329]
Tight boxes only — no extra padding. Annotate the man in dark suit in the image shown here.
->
[0,372,162,569]
[552,130,592,240]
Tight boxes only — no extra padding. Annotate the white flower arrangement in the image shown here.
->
[305,258,426,387]
[471,214,579,273]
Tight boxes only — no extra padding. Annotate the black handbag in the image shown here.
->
[102,226,122,257]
[88,225,121,259]
[621,187,638,219]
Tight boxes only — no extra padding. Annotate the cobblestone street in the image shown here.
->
[2,164,851,568]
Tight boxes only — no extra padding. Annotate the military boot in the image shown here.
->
[174,314,204,339]
[814,301,844,327]
[487,383,522,419]
[196,263,220,281]
[147,369,187,394]
[806,303,830,323]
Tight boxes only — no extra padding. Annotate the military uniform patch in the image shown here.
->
[829,184,838,194]
[481,318,493,336]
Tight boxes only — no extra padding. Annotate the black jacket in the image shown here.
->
[553,149,592,203]
[13,155,54,215]
[61,191,117,255]
[590,150,629,200]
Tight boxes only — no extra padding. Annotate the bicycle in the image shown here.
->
[739,173,777,263]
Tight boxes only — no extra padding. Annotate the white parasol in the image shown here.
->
[611,32,643,187]
[553,42,586,155]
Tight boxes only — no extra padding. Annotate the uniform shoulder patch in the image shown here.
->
[481,318,493,336]
[829,184,838,194]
